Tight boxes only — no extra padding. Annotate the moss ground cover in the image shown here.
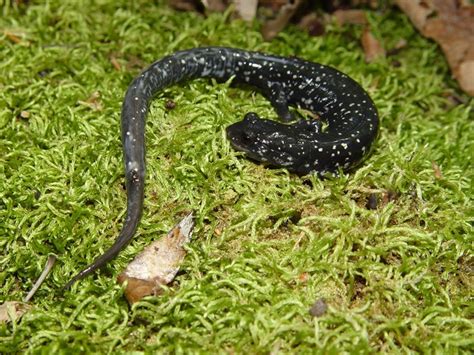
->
[0,1,472,352]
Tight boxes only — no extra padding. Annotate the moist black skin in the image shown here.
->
[63,47,379,289]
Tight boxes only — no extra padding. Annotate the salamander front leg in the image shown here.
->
[267,83,294,122]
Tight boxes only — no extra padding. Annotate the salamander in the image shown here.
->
[63,47,379,289]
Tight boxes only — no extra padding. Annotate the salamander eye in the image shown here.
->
[243,112,260,124]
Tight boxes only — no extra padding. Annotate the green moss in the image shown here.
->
[0,0,472,353]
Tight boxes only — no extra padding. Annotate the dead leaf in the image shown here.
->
[117,213,195,304]
[298,13,326,37]
[361,28,386,62]
[261,0,305,41]
[126,55,146,71]
[110,55,121,71]
[432,161,443,179]
[20,111,30,119]
[234,0,258,22]
[258,0,290,12]
[0,302,31,324]
[395,0,474,96]
[202,0,227,12]
[78,91,103,111]
[333,9,368,26]
[168,0,204,12]
[3,29,30,46]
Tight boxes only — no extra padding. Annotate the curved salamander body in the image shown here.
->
[63,47,378,289]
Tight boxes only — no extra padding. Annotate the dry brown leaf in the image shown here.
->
[110,55,121,71]
[333,9,368,26]
[261,0,305,41]
[202,0,227,12]
[168,0,203,12]
[234,0,258,22]
[361,28,386,62]
[297,13,326,37]
[432,161,443,179]
[0,302,31,324]
[395,0,474,96]
[20,111,30,119]
[117,213,195,304]
[78,91,103,111]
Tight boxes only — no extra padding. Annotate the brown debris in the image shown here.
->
[23,255,56,302]
[381,190,399,205]
[125,55,146,71]
[361,28,386,62]
[432,161,443,179]
[234,0,258,22]
[117,213,195,305]
[168,0,204,12]
[20,111,30,119]
[395,0,474,96]
[110,55,122,71]
[365,193,378,210]
[78,91,103,111]
[261,0,305,41]
[333,9,368,26]
[3,29,29,46]
[309,298,328,317]
[0,302,31,324]
[298,13,326,37]
[202,0,228,12]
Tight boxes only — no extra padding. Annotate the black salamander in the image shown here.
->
[63,47,379,289]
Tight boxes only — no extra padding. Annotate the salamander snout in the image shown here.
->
[226,112,269,158]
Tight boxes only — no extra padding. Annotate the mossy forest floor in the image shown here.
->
[1,1,472,353]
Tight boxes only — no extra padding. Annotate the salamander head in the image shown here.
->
[226,112,311,172]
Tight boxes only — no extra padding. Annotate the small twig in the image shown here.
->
[23,255,57,302]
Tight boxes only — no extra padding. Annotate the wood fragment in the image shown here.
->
[110,55,121,71]
[202,0,228,12]
[298,13,326,37]
[23,255,57,302]
[78,91,103,111]
[20,111,30,119]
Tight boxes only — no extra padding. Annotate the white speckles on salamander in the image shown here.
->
[63,47,379,289]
